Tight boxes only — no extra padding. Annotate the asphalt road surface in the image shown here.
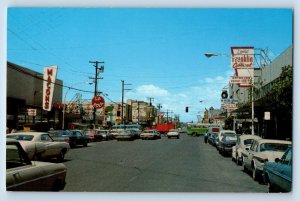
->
[62,134,268,192]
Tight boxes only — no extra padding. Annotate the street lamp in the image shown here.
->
[204,53,230,58]
[62,82,94,130]
[204,52,255,135]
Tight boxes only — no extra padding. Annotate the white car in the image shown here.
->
[6,139,67,191]
[6,132,70,162]
[140,130,159,140]
[243,139,291,181]
[232,134,262,165]
[166,129,180,139]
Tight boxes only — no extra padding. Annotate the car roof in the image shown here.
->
[220,130,235,132]
[7,132,48,135]
[256,139,292,144]
[239,134,262,140]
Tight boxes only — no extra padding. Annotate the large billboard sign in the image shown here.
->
[231,47,254,87]
[231,47,254,69]
[43,65,58,111]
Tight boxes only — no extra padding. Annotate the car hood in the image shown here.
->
[31,161,67,173]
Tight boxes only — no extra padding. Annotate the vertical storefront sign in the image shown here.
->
[231,47,254,87]
[42,65,58,111]
[231,47,254,69]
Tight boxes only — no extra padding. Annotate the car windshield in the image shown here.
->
[244,139,254,145]
[7,134,34,141]
[260,143,289,152]
[49,130,69,136]
[224,135,237,141]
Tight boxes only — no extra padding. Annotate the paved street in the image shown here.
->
[62,134,268,192]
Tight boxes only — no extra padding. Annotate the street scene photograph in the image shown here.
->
[4,6,294,197]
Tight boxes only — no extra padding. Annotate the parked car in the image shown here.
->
[218,134,238,156]
[140,130,159,140]
[6,138,67,191]
[263,146,292,192]
[114,129,134,141]
[232,134,262,165]
[208,133,218,146]
[83,129,102,142]
[166,129,180,139]
[216,130,236,150]
[154,130,161,139]
[127,129,141,139]
[96,130,113,140]
[49,130,89,148]
[243,139,291,181]
[6,132,70,162]
[207,126,222,136]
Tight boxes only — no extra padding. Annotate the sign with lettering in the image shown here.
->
[92,95,105,109]
[27,109,37,116]
[231,47,254,69]
[42,65,58,111]
[230,76,251,84]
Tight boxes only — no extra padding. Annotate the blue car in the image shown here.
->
[263,146,292,192]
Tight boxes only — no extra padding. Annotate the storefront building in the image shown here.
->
[7,62,63,132]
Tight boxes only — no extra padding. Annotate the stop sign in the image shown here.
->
[92,95,105,109]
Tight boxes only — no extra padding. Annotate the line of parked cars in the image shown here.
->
[6,138,67,191]
[5,126,184,191]
[205,127,292,193]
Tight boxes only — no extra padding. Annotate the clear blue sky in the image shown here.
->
[7,8,293,122]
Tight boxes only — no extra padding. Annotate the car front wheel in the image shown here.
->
[57,150,65,162]
[252,167,258,181]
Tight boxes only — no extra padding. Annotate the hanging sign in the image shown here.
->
[42,65,58,111]
[92,95,105,109]
[231,47,254,69]
[264,112,271,120]
[27,109,37,116]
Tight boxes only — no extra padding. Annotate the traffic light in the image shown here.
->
[185,106,189,113]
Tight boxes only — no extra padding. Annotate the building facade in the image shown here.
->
[226,45,293,138]
[7,62,63,131]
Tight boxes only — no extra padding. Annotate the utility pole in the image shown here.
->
[157,103,162,124]
[137,100,140,125]
[89,61,104,126]
[121,80,132,127]
[147,97,154,106]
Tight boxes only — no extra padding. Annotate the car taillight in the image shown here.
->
[64,139,70,143]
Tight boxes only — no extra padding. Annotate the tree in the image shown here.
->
[260,65,293,139]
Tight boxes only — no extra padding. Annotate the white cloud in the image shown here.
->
[136,84,170,97]
[126,83,226,122]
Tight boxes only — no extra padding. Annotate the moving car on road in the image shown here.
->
[114,130,135,141]
[140,130,159,140]
[7,132,70,162]
[166,129,180,139]
[6,139,67,191]
[263,146,292,192]
[243,139,291,181]
[50,130,89,148]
